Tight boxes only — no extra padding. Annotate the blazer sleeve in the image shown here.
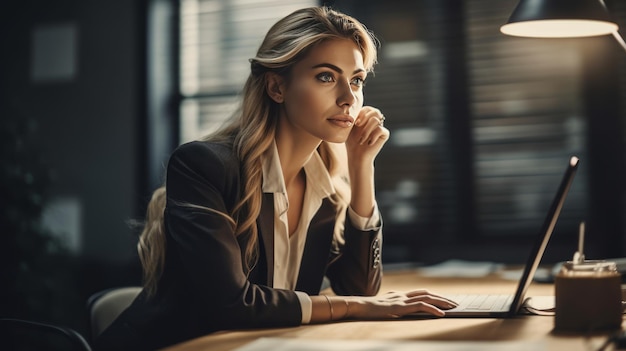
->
[324,213,383,296]
[164,141,302,330]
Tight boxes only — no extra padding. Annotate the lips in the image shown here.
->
[328,114,354,127]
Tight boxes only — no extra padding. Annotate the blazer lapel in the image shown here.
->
[258,192,275,285]
[295,198,336,294]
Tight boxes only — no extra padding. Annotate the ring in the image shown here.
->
[378,115,385,126]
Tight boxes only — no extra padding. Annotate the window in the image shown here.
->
[464,0,588,237]
[174,0,626,264]
[178,0,315,143]
[331,0,594,263]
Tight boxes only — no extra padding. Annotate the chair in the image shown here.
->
[87,286,142,340]
[0,317,92,351]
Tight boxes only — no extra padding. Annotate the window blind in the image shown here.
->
[175,0,625,263]
[330,0,591,262]
[465,0,588,237]
[179,0,315,142]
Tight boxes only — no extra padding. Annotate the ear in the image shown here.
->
[265,72,286,104]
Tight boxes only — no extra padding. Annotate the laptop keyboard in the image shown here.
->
[448,294,513,311]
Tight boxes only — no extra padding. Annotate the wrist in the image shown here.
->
[349,162,374,180]
[343,298,366,319]
[343,299,352,320]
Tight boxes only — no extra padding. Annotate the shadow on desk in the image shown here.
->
[163,270,619,351]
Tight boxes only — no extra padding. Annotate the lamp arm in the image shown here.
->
[611,31,626,53]
[598,0,626,52]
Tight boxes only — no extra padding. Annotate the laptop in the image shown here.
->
[416,156,580,318]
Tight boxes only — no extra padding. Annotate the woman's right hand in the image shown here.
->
[347,289,458,319]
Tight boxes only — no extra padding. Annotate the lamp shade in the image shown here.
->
[501,0,619,38]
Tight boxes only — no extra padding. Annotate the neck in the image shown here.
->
[274,131,321,188]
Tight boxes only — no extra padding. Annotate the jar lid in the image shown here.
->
[560,260,618,276]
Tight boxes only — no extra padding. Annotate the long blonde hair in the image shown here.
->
[138,6,379,297]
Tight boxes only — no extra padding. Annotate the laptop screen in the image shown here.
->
[508,156,579,315]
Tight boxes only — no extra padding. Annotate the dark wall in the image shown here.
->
[1,0,146,331]
[2,0,145,263]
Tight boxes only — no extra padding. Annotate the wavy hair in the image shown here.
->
[138,6,379,297]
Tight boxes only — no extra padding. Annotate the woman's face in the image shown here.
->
[277,38,367,144]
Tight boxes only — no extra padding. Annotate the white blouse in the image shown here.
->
[261,142,380,323]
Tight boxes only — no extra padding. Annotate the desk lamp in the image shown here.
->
[500,0,626,52]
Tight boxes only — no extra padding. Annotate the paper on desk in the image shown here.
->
[522,296,556,315]
[418,259,503,278]
[233,337,545,351]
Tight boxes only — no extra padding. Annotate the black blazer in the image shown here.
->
[95,140,383,351]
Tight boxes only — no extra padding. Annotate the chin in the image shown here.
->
[323,130,351,144]
[324,136,349,144]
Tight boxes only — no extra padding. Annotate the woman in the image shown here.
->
[95,6,456,351]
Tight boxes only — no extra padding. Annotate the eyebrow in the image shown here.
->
[311,63,365,75]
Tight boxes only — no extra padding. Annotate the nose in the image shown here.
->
[336,79,356,109]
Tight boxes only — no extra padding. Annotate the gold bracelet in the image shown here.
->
[324,295,334,321]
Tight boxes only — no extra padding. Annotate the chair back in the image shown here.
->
[0,318,92,351]
[87,286,142,340]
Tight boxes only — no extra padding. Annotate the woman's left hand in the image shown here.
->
[345,106,390,165]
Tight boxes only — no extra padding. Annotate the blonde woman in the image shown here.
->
[95,6,456,351]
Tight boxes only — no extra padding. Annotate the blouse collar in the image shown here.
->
[261,141,335,199]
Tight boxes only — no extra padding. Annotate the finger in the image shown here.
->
[364,128,389,146]
[355,113,384,134]
[359,125,389,146]
[405,289,431,296]
[405,290,458,308]
[361,114,385,130]
[371,115,385,128]
[354,107,382,126]
[406,290,456,302]
[359,114,384,127]
[406,301,446,317]
[407,295,458,310]
[420,295,458,308]
[351,108,387,146]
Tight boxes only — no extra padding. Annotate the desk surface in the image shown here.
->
[164,268,621,351]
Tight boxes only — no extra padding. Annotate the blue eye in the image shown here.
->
[351,77,366,87]
[316,72,334,83]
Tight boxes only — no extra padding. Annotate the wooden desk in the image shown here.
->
[164,269,622,351]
